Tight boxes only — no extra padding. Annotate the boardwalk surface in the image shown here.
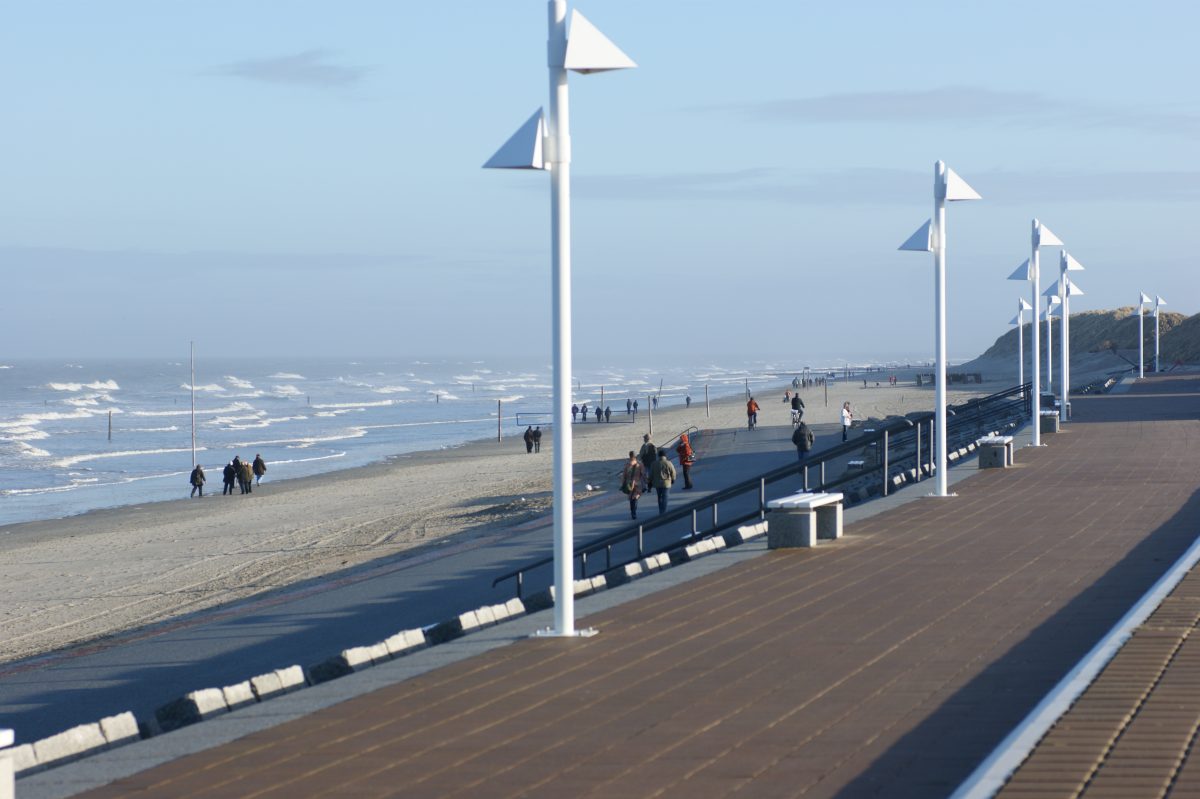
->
[68,375,1200,798]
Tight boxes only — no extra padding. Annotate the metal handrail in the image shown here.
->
[493,383,1031,597]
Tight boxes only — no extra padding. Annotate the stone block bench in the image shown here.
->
[977,435,1014,468]
[766,492,844,549]
[1040,409,1060,434]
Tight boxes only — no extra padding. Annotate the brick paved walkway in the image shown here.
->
[74,375,1200,798]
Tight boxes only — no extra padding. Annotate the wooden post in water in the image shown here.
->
[647,393,653,436]
[108,410,112,441]
[600,385,604,411]
[497,400,502,442]
[705,384,710,418]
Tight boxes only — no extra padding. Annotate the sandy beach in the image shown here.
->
[0,368,1065,665]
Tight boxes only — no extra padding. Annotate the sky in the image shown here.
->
[2,0,1197,365]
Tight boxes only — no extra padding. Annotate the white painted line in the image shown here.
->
[951,530,1200,799]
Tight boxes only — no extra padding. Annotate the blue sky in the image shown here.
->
[3,0,1197,364]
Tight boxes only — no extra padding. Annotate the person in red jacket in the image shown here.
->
[675,433,695,489]
[746,397,760,430]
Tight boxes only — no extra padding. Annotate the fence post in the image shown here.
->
[705,384,710,418]
[882,429,890,497]
[915,420,921,482]
[759,478,766,520]
[692,509,698,536]
[648,393,653,436]
[497,400,502,442]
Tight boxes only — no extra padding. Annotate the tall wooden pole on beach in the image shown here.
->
[497,400,502,442]
[898,161,980,497]
[484,1,634,636]
[704,384,709,418]
[190,341,196,469]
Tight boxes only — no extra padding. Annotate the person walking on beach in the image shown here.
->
[675,433,695,490]
[222,462,236,495]
[604,406,611,422]
[841,401,854,441]
[626,398,632,415]
[650,450,676,514]
[638,434,657,492]
[523,426,535,453]
[252,454,267,485]
[239,460,254,494]
[581,404,589,422]
[620,451,644,520]
[532,426,542,452]
[571,404,579,423]
[746,396,760,430]
[596,405,603,423]
[189,464,206,497]
[792,420,815,462]
[685,394,691,408]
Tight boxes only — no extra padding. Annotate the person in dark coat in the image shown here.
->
[252,454,267,485]
[189,464,206,497]
[596,404,603,422]
[571,404,579,422]
[638,434,657,492]
[650,450,677,514]
[240,461,253,494]
[626,398,632,415]
[604,406,611,422]
[222,462,236,495]
[792,421,815,462]
[581,404,589,422]
[523,426,535,453]
[620,451,644,520]
[532,426,542,452]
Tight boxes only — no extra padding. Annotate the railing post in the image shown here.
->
[712,504,718,529]
[802,465,808,491]
[915,421,922,482]
[606,543,612,571]
[882,429,890,497]
[760,478,766,520]
[517,571,524,600]
[637,525,644,557]
[692,509,698,537]
[581,551,588,577]
[820,461,825,489]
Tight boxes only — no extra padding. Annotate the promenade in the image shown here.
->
[31,374,1200,798]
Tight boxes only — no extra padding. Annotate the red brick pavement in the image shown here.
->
[74,375,1200,798]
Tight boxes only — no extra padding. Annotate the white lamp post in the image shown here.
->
[899,161,981,497]
[1054,252,1084,421]
[1007,220,1062,447]
[484,2,634,637]
[1137,292,1151,378]
[1154,295,1167,372]
[1043,293,1061,393]
[1011,297,1032,394]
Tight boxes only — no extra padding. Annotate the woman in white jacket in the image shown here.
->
[841,401,853,442]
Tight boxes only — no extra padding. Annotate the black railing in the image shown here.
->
[494,383,1031,599]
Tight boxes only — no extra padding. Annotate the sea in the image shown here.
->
[0,357,845,528]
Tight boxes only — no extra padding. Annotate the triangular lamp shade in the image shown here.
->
[1019,298,1032,311]
[1156,295,1166,307]
[1008,259,1032,281]
[1043,280,1060,298]
[898,220,932,252]
[944,168,981,201]
[1063,253,1085,272]
[483,109,546,170]
[1009,315,1020,326]
[1037,223,1063,247]
[1066,278,1084,297]
[1139,292,1152,304]
[564,11,637,74]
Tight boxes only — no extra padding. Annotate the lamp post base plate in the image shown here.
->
[533,627,599,638]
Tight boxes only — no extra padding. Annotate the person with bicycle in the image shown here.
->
[790,393,805,427]
[746,396,760,429]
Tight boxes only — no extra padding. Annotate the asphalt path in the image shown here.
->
[1,416,841,743]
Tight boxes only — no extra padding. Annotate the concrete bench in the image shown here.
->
[1,728,13,799]
[1039,409,1060,434]
[977,435,1014,468]
[766,492,844,548]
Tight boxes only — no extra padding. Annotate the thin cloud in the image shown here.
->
[712,86,1200,139]
[209,50,367,89]
[576,167,1200,205]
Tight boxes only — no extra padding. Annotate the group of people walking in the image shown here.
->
[571,404,614,423]
[189,454,267,497]
[522,426,543,453]
[620,432,695,520]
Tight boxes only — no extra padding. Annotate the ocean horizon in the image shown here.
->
[0,355,936,528]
